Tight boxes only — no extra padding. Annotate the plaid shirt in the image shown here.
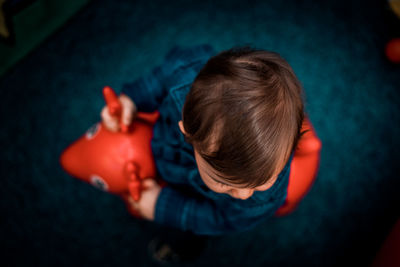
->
[122,45,291,235]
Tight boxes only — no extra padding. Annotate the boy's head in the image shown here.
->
[180,47,304,199]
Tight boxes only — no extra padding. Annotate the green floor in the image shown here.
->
[1,0,399,266]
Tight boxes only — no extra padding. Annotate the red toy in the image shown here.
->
[275,117,322,216]
[385,38,400,63]
[60,86,321,218]
[60,86,159,217]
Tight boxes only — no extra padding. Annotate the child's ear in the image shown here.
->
[178,120,186,135]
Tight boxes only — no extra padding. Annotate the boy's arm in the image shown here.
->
[121,65,167,112]
[121,44,215,112]
[154,186,284,235]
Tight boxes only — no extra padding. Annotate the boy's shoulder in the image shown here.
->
[164,44,215,69]
[163,44,215,86]
[163,44,216,111]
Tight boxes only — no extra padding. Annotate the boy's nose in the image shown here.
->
[231,189,254,200]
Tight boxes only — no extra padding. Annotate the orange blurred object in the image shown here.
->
[103,86,129,133]
[60,86,159,217]
[275,117,322,216]
[385,38,400,63]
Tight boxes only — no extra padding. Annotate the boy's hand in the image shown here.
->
[128,179,162,221]
[101,94,137,132]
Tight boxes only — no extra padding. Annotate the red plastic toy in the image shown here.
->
[275,117,322,216]
[60,86,321,218]
[385,38,400,63]
[60,86,159,217]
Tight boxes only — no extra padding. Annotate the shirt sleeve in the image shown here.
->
[154,186,285,236]
[121,64,168,112]
[121,44,214,112]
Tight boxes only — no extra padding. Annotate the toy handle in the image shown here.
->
[136,111,160,125]
[103,86,160,131]
[125,161,142,202]
[103,86,122,116]
[103,86,128,132]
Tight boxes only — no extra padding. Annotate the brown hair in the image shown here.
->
[182,47,304,187]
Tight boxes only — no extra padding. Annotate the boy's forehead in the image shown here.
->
[195,147,286,189]
[195,149,250,188]
[195,150,227,181]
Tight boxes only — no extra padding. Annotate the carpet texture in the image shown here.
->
[1,0,399,266]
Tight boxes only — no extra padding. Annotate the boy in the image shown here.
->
[101,44,304,262]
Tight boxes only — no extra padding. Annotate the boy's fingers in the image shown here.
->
[108,121,119,132]
[120,95,137,126]
[122,112,132,126]
[101,107,114,123]
[101,106,119,131]
[101,95,136,132]
[101,106,114,122]
[142,179,156,188]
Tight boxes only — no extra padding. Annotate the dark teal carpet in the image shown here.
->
[1,0,399,266]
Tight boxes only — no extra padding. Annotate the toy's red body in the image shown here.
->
[275,118,322,216]
[385,38,400,63]
[60,86,321,217]
[60,87,160,217]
